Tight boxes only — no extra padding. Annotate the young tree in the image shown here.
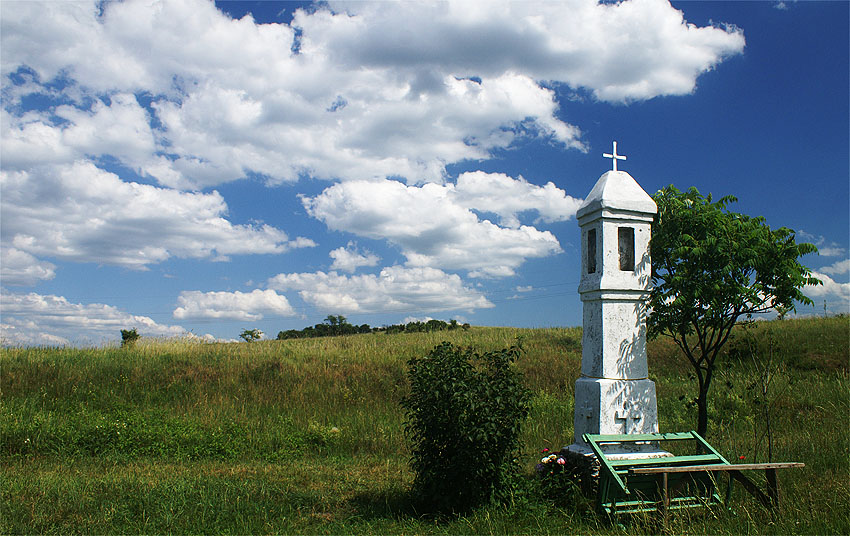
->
[120,328,140,348]
[239,328,263,342]
[648,185,819,437]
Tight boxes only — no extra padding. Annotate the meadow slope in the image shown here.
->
[2,317,848,534]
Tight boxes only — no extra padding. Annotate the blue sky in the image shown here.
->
[1,0,847,346]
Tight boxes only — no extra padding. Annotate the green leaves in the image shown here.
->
[650,185,820,334]
[648,185,820,436]
[120,328,140,348]
[401,342,531,515]
[239,329,263,342]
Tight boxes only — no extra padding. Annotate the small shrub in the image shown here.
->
[401,342,530,515]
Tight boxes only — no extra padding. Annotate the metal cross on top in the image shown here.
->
[603,141,627,171]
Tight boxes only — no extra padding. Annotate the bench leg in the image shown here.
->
[766,468,779,509]
[656,472,670,527]
[730,470,772,509]
[725,473,734,507]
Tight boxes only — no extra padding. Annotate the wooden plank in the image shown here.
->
[629,462,804,474]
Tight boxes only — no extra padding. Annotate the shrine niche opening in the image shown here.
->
[587,228,597,274]
[618,227,634,271]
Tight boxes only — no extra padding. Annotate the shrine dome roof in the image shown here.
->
[576,170,657,219]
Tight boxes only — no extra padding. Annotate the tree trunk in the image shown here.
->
[696,384,709,437]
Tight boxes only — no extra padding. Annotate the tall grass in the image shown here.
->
[2,318,848,534]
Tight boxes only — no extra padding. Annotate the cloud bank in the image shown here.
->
[2,0,744,188]
[174,289,296,321]
[0,161,314,270]
[804,272,850,314]
[303,173,579,277]
[268,266,493,314]
[1,290,187,346]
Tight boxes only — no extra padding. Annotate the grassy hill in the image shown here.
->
[2,316,848,534]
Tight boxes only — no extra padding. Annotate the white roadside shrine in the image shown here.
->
[566,142,664,458]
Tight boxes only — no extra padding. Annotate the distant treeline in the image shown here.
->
[276,315,470,340]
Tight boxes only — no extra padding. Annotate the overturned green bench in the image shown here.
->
[583,431,803,518]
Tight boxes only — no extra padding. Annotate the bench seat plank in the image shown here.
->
[630,462,804,474]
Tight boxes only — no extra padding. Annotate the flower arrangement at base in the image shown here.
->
[535,449,568,477]
[533,447,586,506]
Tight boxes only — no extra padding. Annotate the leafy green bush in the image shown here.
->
[120,328,140,348]
[401,342,530,515]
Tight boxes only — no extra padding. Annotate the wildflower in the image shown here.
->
[541,448,550,453]
[557,457,566,465]
[738,455,746,460]
[547,454,557,462]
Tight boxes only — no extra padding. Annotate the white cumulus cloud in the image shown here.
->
[306,0,745,103]
[303,175,572,277]
[0,247,56,286]
[267,266,493,314]
[173,289,296,321]
[0,290,187,346]
[1,96,157,173]
[454,171,583,228]
[803,271,850,314]
[820,259,850,275]
[329,242,380,273]
[795,231,845,258]
[0,162,314,270]
[818,247,846,257]
[805,272,850,299]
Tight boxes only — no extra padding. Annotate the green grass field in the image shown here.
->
[2,316,848,534]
